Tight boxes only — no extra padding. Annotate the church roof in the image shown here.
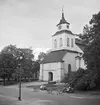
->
[40,49,81,64]
[75,38,87,51]
[52,30,73,36]
[57,10,69,26]
[75,38,85,45]
[41,50,67,63]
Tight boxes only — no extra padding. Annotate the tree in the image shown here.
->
[1,45,18,57]
[83,11,100,73]
[80,11,100,90]
[79,24,91,44]
[0,53,17,85]
[0,45,35,82]
[38,52,46,61]
[18,48,34,81]
[32,60,40,79]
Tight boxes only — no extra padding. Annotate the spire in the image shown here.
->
[62,5,64,18]
[57,7,70,26]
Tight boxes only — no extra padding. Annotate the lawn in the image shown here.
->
[27,83,66,91]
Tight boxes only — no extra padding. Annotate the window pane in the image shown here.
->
[60,38,63,47]
[54,39,57,48]
[71,39,73,47]
[67,38,69,46]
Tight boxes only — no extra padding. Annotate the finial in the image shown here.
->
[62,5,64,18]
[62,5,64,13]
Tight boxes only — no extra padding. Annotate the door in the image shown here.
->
[48,72,53,81]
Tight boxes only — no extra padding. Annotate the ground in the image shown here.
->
[0,81,100,105]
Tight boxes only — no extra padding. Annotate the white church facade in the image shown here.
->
[39,10,86,82]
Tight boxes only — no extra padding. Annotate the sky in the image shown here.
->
[0,0,100,57]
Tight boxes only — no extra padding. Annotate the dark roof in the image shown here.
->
[75,38,87,51]
[41,50,67,64]
[75,38,85,45]
[57,12,69,26]
[52,30,74,36]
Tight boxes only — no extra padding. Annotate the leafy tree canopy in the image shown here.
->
[82,11,100,73]
[38,52,46,61]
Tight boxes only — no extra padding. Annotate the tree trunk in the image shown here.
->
[3,78,5,86]
[7,77,10,81]
[25,77,26,82]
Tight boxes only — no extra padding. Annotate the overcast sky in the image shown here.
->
[0,0,100,54]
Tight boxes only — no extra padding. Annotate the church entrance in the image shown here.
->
[48,72,53,81]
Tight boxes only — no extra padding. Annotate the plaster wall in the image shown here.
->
[63,52,77,74]
[39,62,63,81]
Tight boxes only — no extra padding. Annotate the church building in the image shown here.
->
[39,9,86,82]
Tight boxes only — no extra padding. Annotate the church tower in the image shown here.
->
[57,8,70,31]
[39,8,86,82]
[52,8,75,51]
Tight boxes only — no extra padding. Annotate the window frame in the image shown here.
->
[60,38,63,47]
[71,38,74,47]
[67,37,69,46]
[54,39,57,48]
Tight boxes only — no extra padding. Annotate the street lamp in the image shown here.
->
[17,56,23,101]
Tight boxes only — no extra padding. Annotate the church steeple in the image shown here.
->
[57,7,70,26]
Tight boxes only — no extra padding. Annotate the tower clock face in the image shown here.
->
[58,25,62,29]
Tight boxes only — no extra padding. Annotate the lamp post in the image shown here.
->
[17,56,23,101]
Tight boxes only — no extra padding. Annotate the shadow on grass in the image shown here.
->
[27,84,65,91]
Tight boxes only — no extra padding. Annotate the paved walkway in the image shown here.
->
[0,81,100,105]
[0,94,35,105]
[4,81,100,99]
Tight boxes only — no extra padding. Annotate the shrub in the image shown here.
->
[62,68,99,91]
[68,68,86,88]
[75,71,98,90]
[76,68,86,78]
[48,81,56,84]
[61,74,69,83]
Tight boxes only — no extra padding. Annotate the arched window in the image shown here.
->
[67,38,69,46]
[54,39,57,48]
[68,64,71,77]
[60,38,63,47]
[71,39,74,47]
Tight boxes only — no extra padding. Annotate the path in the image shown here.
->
[0,82,100,105]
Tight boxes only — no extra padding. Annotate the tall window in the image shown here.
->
[68,64,71,78]
[71,39,74,47]
[67,38,69,46]
[60,38,63,47]
[54,39,57,48]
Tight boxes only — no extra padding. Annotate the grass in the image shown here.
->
[27,83,66,91]
[0,79,39,86]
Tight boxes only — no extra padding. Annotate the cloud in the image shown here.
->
[0,0,100,50]
[33,47,51,60]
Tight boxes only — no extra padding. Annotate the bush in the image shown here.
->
[48,81,56,84]
[61,74,69,83]
[61,71,77,85]
[75,71,98,90]
[76,68,86,78]
[61,68,99,91]
[68,68,86,88]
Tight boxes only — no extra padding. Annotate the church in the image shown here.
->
[39,10,86,82]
